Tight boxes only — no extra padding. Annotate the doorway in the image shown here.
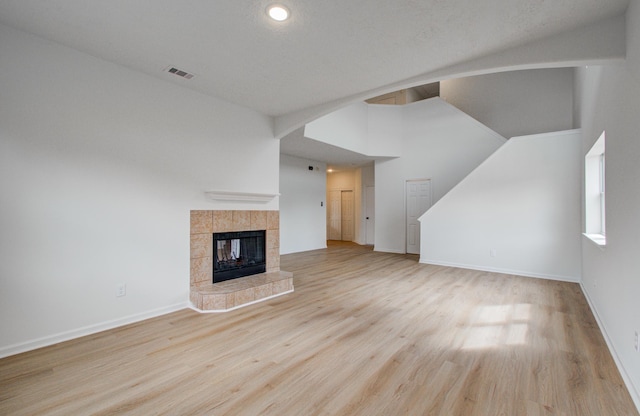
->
[406,179,432,254]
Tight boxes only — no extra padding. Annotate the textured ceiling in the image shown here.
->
[0,0,629,119]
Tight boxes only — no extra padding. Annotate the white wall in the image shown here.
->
[374,98,505,253]
[361,165,375,188]
[304,101,403,158]
[576,0,640,406]
[304,102,369,154]
[441,68,574,139]
[367,105,403,157]
[0,24,279,357]
[279,155,327,254]
[420,130,582,281]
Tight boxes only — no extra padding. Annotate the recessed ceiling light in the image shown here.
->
[267,5,290,21]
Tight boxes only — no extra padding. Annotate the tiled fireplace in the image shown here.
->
[189,210,293,312]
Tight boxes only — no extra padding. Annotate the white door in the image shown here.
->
[341,190,354,241]
[365,186,375,245]
[406,179,432,254]
[328,190,342,240]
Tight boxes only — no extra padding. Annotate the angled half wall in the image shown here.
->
[419,129,582,281]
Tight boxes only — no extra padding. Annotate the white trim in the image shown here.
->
[419,258,580,283]
[281,245,328,255]
[374,247,406,254]
[189,289,293,313]
[580,283,640,412]
[583,233,607,249]
[0,302,189,359]
[205,190,280,203]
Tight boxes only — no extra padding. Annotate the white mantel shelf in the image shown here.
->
[204,190,280,203]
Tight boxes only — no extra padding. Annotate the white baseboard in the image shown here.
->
[419,258,580,283]
[0,302,189,359]
[374,247,406,254]
[580,283,640,413]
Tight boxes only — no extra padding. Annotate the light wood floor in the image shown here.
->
[1,242,637,415]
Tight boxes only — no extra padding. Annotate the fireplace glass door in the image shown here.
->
[213,230,266,283]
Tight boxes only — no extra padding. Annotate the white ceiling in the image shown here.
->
[280,128,387,171]
[0,0,629,119]
[0,0,628,169]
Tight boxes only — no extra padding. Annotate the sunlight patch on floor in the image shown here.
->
[461,303,532,350]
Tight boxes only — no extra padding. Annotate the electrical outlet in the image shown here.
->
[635,331,639,352]
[116,283,126,297]
[490,248,497,258]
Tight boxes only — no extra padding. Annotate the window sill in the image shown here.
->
[583,233,606,248]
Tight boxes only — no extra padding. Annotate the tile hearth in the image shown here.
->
[190,210,293,312]
[190,271,293,312]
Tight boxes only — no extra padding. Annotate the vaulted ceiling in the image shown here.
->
[0,0,629,124]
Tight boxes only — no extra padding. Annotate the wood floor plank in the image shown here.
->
[1,242,637,415]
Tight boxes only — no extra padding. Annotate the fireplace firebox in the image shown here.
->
[213,230,266,283]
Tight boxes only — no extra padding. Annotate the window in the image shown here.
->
[584,131,606,246]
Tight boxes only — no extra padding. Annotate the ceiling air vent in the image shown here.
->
[166,67,194,80]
